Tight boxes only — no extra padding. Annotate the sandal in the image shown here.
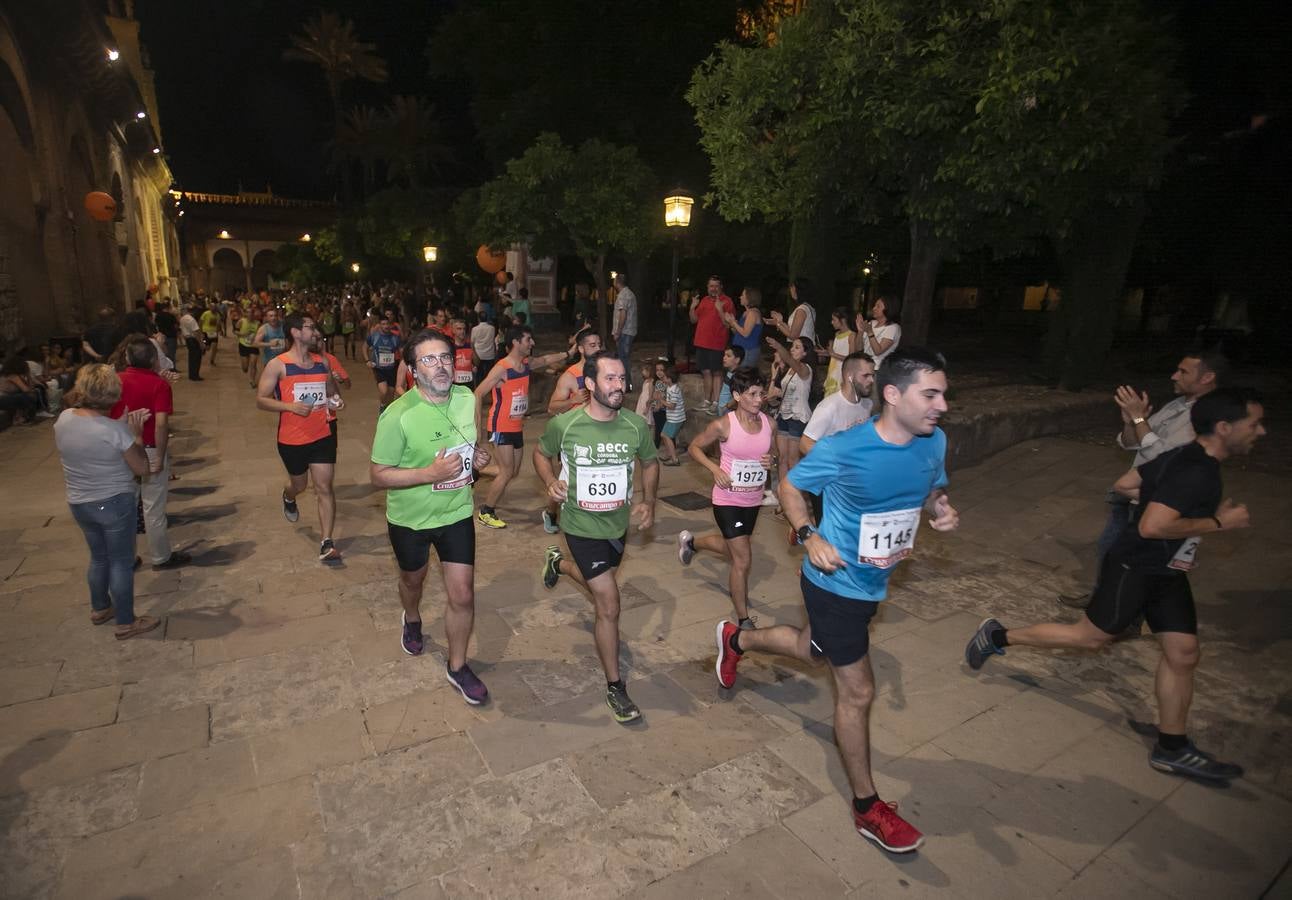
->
[90,607,115,625]
[114,615,161,641]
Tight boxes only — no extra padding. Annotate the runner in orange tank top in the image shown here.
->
[472,324,571,529]
[256,313,344,562]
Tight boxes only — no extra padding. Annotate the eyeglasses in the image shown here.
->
[416,353,454,367]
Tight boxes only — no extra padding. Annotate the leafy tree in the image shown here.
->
[466,133,657,340]
[272,242,343,286]
[689,0,1182,386]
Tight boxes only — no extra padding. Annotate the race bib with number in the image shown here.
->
[509,392,529,417]
[294,380,327,408]
[454,368,474,384]
[433,443,475,492]
[728,458,766,492]
[1167,536,1200,572]
[376,350,395,367]
[576,464,629,510]
[858,507,920,568]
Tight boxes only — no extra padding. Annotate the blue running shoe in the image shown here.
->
[965,618,1005,670]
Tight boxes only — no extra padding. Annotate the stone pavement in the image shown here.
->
[1,358,1290,899]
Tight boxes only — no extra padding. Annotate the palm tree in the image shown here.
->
[331,105,384,195]
[381,96,453,189]
[284,12,388,142]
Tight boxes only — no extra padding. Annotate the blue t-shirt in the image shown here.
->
[366,331,401,370]
[788,419,948,601]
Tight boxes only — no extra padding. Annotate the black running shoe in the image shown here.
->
[1149,742,1244,782]
[282,491,299,523]
[606,682,642,723]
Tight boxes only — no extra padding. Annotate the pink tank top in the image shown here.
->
[712,411,773,507]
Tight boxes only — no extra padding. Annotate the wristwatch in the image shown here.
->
[796,524,816,543]
[1131,416,1145,425]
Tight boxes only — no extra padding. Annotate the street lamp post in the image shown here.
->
[422,244,438,302]
[663,188,693,362]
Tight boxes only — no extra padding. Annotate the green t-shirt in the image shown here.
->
[200,310,219,336]
[237,318,258,347]
[371,385,478,531]
[538,407,657,539]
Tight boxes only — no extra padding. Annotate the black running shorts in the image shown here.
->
[801,572,880,667]
[565,532,626,582]
[1086,556,1197,635]
[373,366,398,387]
[387,516,475,571]
[712,504,759,540]
[277,434,337,477]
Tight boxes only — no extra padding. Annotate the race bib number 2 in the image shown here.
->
[728,458,766,492]
[576,465,628,510]
[858,507,920,568]
[1167,536,1200,572]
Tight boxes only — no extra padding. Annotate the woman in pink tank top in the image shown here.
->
[675,367,774,628]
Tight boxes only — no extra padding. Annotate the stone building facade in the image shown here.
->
[0,0,180,350]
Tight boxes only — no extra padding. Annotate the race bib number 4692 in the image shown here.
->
[858,507,920,568]
[294,380,327,407]
[576,464,628,510]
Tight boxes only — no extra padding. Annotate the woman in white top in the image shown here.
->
[54,364,159,640]
[769,279,817,347]
[859,295,902,368]
[765,335,815,478]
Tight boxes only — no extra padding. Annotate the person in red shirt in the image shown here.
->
[689,275,736,414]
[110,336,190,569]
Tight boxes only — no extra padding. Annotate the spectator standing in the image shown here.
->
[724,287,764,369]
[81,307,122,363]
[179,304,203,381]
[155,302,179,364]
[511,287,532,329]
[470,315,498,385]
[54,364,160,639]
[769,280,818,347]
[110,336,190,570]
[611,273,638,392]
[859,296,902,369]
[689,275,737,414]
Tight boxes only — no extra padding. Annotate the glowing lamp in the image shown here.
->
[664,190,693,228]
[423,245,438,263]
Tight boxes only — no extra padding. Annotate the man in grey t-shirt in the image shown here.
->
[612,273,638,392]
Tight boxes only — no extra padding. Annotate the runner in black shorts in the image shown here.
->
[370,329,494,706]
[966,387,1265,783]
[676,368,774,628]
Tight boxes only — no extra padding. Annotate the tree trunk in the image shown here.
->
[901,219,943,346]
[788,206,841,329]
[589,253,608,344]
[1044,196,1146,390]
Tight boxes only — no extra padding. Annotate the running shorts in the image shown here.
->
[277,434,337,476]
[801,572,880,667]
[713,504,759,540]
[387,516,475,571]
[1086,556,1197,636]
[565,532,626,582]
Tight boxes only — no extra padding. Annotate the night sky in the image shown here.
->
[137,0,458,199]
[137,1,1288,201]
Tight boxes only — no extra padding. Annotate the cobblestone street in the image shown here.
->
[1,361,1289,899]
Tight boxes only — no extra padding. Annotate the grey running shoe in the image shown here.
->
[446,664,489,706]
[542,508,560,535]
[401,612,424,656]
[677,530,695,566]
[606,683,642,723]
[1149,742,1243,782]
[282,491,299,523]
[739,616,759,630]
[1057,592,1091,610]
[318,539,342,562]
[965,618,1006,670]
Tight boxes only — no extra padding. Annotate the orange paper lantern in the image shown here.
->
[476,245,506,275]
[84,191,117,222]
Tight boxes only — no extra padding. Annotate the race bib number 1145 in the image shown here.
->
[858,507,920,568]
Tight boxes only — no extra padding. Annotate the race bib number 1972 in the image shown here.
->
[728,458,766,492]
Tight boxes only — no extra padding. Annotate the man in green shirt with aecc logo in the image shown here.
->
[370,329,493,706]
[535,351,659,723]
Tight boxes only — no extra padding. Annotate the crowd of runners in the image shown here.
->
[52,278,1265,859]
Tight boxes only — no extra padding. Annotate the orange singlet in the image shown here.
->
[563,361,587,392]
[487,359,530,434]
[274,352,331,444]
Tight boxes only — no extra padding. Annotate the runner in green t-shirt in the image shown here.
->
[370,329,493,706]
[199,307,220,366]
[534,351,659,723]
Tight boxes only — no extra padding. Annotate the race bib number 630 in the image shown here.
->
[576,465,628,510]
[858,507,920,568]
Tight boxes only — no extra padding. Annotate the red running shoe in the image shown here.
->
[714,620,742,688]
[853,799,924,853]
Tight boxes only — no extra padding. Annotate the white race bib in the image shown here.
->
[509,392,529,417]
[376,349,395,367]
[728,458,766,492]
[294,379,327,408]
[858,507,920,568]
[454,368,474,384]
[576,464,628,510]
[1167,536,1200,572]
[433,442,475,491]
